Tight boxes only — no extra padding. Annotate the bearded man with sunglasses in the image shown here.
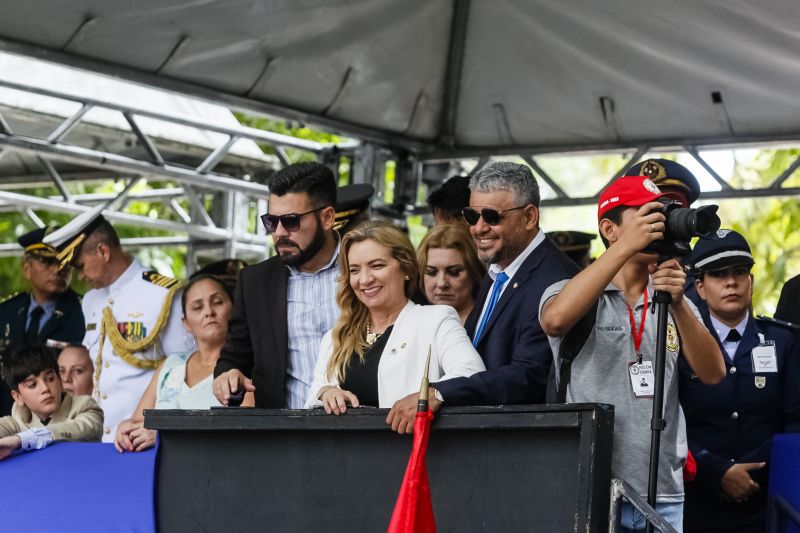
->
[213,162,340,409]
[421,161,579,408]
[0,227,84,415]
[679,229,800,533]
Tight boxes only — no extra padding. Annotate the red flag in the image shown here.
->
[683,449,697,481]
[387,409,436,533]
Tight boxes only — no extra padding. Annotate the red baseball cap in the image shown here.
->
[597,176,666,221]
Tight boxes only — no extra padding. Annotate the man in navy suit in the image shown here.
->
[425,162,579,407]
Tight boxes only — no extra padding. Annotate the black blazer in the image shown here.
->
[435,236,578,405]
[215,257,289,408]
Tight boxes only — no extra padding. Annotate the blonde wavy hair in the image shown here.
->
[416,224,486,300]
[327,221,419,382]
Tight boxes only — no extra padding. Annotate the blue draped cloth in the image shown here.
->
[770,434,800,533]
[0,442,156,532]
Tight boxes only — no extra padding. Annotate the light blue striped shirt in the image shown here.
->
[284,244,340,408]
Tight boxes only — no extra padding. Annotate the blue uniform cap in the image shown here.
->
[691,229,754,272]
[18,226,59,258]
[624,158,701,206]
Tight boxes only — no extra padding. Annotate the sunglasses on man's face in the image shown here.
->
[260,206,326,234]
[462,205,527,226]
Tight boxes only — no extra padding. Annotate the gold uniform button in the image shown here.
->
[104,362,110,368]
[102,393,108,400]
[103,427,110,434]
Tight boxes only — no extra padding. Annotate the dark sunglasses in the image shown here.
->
[462,205,527,226]
[260,206,326,233]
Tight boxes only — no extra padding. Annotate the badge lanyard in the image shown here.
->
[626,290,649,363]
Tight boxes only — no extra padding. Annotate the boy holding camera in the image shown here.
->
[0,345,103,460]
[539,175,725,532]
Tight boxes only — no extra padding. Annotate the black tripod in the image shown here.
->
[645,288,672,533]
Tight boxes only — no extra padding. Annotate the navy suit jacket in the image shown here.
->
[435,236,579,405]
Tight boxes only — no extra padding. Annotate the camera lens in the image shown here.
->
[664,205,720,241]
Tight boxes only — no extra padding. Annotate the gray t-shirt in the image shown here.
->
[539,279,702,503]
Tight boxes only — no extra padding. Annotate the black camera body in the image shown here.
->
[642,200,721,258]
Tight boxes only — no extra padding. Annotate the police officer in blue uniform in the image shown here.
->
[679,229,800,532]
[0,227,85,415]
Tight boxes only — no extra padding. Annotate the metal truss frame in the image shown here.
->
[0,78,358,269]
[1,72,799,267]
[425,143,800,208]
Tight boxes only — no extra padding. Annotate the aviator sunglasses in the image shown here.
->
[462,205,527,226]
[260,206,327,233]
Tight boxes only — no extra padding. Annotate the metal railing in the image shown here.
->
[608,478,678,533]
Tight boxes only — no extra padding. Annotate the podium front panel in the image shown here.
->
[146,404,613,532]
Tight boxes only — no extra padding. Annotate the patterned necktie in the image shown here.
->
[26,306,44,343]
[472,272,509,346]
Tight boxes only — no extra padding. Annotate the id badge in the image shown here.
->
[629,360,654,398]
[752,342,778,373]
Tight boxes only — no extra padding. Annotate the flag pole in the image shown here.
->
[388,345,437,533]
[417,345,431,413]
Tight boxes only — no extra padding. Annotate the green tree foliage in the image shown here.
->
[723,149,800,315]
[0,179,186,299]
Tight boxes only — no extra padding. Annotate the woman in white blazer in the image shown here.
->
[305,222,485,420]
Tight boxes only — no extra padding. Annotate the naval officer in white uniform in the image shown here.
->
[45,205,186,441]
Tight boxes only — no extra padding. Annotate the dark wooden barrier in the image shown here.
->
[146,404,613,532]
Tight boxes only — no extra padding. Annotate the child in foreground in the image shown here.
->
[0,344,103,460]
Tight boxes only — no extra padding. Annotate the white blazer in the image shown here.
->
[306,301,486,408]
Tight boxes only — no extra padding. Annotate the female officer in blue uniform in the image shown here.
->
[679,229,800,532]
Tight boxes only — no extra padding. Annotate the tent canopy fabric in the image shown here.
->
[0,1,799,156]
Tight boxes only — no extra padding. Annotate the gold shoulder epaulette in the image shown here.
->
[142,271,180,289]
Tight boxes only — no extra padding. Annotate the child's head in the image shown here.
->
[58,344,94,396]
[5,345,63,421]
[597,176,666,248]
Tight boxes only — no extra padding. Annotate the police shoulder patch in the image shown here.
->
[142,271,180,289]
[666,322,680,352]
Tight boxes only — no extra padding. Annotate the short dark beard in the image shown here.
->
[479,232,529,268]
[276,215,327,268]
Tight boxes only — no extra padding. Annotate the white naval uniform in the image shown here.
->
[82,259,186,442]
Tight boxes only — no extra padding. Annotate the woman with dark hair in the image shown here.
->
[417,224,486,324]
[114,274,252,452]
[306,221,484,430]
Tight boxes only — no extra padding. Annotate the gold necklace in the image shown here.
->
[365,323,382,346]
[190,351,218,368]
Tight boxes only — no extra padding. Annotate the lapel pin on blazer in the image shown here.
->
[512,282,519,289]
[54,310,63,318]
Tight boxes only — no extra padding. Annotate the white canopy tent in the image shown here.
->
[0,0,798,218]
[2,0,799,154]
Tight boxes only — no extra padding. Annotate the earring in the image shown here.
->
[184,330,196,351]
[404,275,410,281]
